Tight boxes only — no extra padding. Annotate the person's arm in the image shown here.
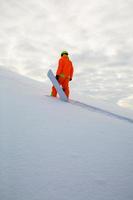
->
[56,58,63,76]
[70,62,74,80]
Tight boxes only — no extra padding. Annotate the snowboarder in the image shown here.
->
[51,51,74,98]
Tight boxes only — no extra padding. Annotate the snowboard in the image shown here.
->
[47,69,68,102]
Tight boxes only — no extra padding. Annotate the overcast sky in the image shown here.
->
[0,0,133,108]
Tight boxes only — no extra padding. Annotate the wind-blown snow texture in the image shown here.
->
[0,68,133,200]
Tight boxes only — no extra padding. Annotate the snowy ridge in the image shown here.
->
[1,68,133,200]
[70,100,133,124]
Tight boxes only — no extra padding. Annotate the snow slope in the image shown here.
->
[0,68,133,200]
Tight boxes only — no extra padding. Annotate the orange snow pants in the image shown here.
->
[51,77,69,98]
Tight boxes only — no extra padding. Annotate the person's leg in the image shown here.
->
[51,77,62,97]
[51,86,57,97]
[62,78,69,97]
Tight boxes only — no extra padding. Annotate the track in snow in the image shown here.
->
[45,95,133,124]
[70,99,133,124]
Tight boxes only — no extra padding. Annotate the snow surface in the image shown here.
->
[0,68,133,200]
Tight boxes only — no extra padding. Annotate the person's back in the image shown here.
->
[56,54,73,80]
[51,51,74,98]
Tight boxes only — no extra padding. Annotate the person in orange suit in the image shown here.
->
[51,51,74,98]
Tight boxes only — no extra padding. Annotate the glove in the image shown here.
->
[56,75,59,80]
[69,78,72,81]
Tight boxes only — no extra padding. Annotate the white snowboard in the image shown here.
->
[47,69,68,102]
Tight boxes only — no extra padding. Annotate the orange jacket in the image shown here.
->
[56,56,74,80]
